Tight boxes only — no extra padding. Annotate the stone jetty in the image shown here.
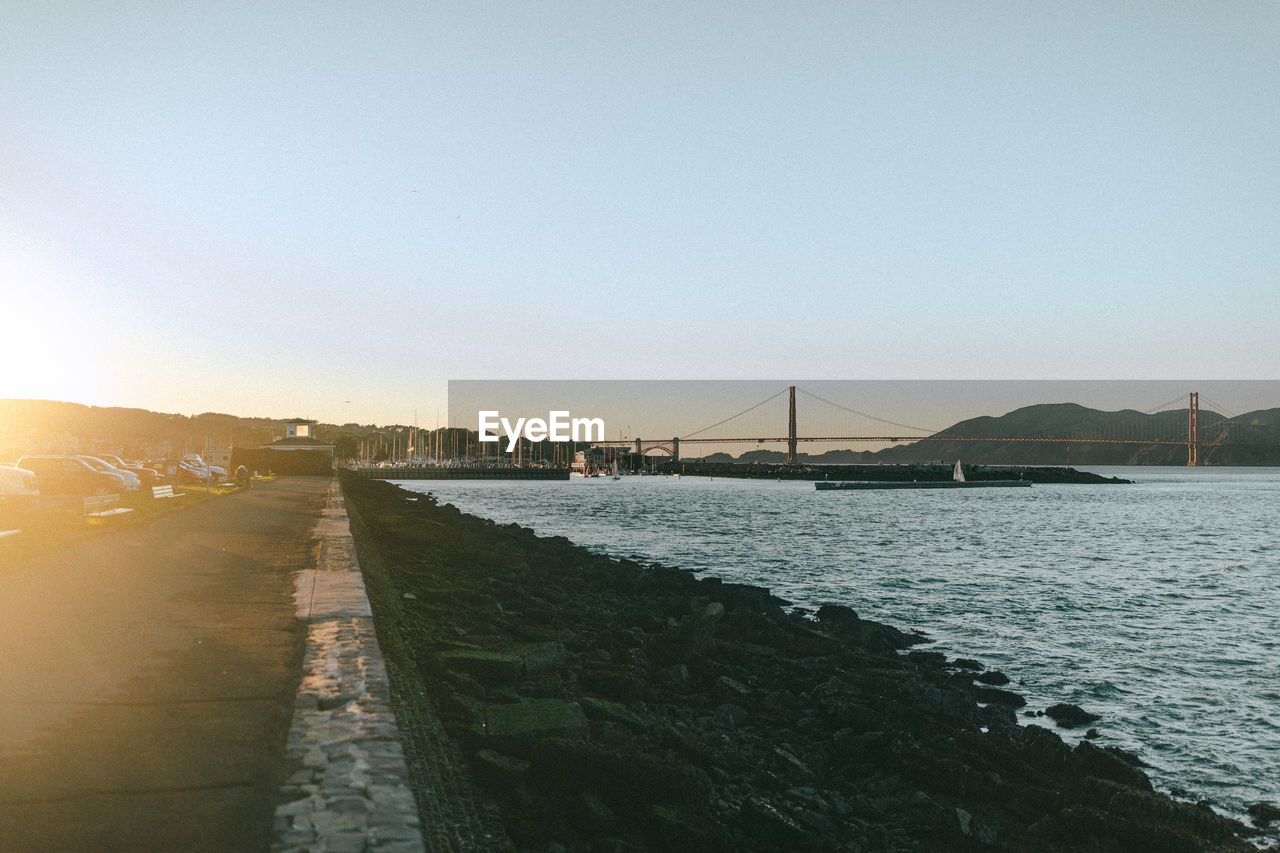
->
[339,472,1267,852]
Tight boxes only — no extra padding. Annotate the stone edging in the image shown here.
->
[272,480,426,853]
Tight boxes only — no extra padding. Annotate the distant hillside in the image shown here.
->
[698,403,1280,466]
[0,399,407,462]
[9,398,1280,467]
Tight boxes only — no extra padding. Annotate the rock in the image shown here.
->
[438,650,524,685]
[715,675,750,697]
[908,790,947,826]
[907,650,947,667]
[1247,802,1280,827]
[1045,702,1100,728]
[517,640,568,674]
[797,807,839,834]
[690,602,725,653]
[954,807,998,844]
[643,803,713,850]
[769,746,816,783]
[573,792,617,832]
[579,696,648,730]
[660,663,691,684]
[1072,740,1153,791]
[468,699,589,756]
[529,739,713,807]
[952,658,983,671]
[973,670,1010,686]
[974,686,1027,708]
[739,797,807,848]
[471,749,529,792]
[712,703,748,729]
[815,603,860,633]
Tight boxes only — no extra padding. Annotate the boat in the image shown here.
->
[611,460,620,481]
[815,460,1031,490]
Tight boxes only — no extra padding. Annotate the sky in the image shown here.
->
[2,3,1278,426]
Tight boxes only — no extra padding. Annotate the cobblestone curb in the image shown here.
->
[272,481,426,853]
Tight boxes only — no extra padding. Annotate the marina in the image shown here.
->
[355,465,570,480]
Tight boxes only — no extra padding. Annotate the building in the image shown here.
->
[229,419,335,476]
[263,419,335,464]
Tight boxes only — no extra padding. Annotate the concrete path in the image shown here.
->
[0,477,327,851]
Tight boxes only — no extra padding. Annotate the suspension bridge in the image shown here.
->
[594,387,1259,466]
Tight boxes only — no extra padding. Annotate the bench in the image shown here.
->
[83,494,134,520]
[152,484,184,500]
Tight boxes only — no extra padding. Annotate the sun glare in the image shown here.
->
[0,251,106,405]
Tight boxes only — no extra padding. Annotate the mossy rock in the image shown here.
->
[439,650,524,684]
[469,699,589,756]
[472,748,530,792]
[579,696,649,730]
[515,640,569,673]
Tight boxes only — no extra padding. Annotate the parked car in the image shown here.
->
[100,453,161,486]
[182,454,227,483]
[177,460,211,484]
[79,456,142,491]
[15,455,127,496]
[0,463,40,514]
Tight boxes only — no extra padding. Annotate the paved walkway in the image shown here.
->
[0,477,421,852]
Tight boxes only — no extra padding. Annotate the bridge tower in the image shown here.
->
[671,436,679,463]
[1187,392,1199,466]
[786,385,797,464]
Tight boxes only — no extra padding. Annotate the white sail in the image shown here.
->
[953,460,965,482]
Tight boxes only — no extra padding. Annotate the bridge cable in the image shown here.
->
[1142,394,1190,416]
[680,387,791,440]
[795,387,937,434]
[1198,396,1242,421]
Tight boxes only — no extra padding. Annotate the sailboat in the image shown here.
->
[611,460,620,481]
[953,460,965,482]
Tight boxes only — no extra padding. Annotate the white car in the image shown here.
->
[183,454,227,482]
[0,464,40,516]
[79,456,142,491]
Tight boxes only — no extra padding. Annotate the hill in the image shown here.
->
[699,403,1280,466]
[8,398,1280,467]
[0,399,401,463]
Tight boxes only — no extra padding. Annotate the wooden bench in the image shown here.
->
[83,494,134,520]
[152,484,184,500]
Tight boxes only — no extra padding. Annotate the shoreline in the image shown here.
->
[341,472,1266,851]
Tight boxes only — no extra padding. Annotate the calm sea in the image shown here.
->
[394,467,1279,829]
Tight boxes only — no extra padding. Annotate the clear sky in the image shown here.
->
[3,3,1277,426]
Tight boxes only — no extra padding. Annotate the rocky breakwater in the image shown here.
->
[340,472,1263,852]
[666,462,1131,484]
